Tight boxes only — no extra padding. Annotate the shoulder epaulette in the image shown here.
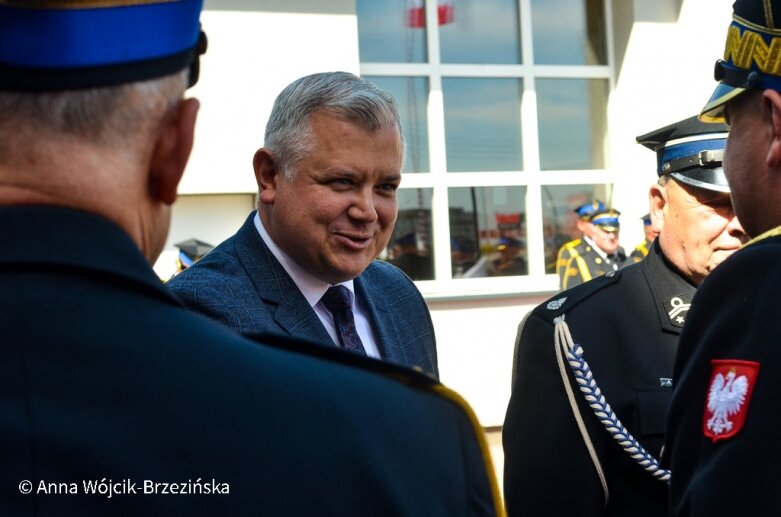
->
[537,269,622,323]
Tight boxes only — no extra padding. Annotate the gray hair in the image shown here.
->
[0,71,187,159]
[263,71,405,178]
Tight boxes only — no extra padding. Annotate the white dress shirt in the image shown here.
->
[253,213,381,358]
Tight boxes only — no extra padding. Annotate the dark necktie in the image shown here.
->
[320,286,366,355]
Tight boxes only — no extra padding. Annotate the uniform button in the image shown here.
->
[606,271,615,278]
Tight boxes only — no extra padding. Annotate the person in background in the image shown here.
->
[168,71,438,377]
[173,238,214,274]
[556,200,604,285]
[560,207,627,289]
[629,214,659,263]
[388,232,434,280]
[666,1,781,514]
[0,2,501,514]
[503,115,746,517]
[491,236,527,276]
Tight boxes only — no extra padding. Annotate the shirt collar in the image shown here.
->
[253,212,355,307]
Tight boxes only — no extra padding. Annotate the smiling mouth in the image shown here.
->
[334,232,373,249]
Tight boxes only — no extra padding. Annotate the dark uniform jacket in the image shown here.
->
[0,206,498,516]
[666,230,781,517]
[168,212,438,377]
[557,238,628,290]
[503,240,695,516]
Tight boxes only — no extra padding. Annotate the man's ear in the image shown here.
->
[253,148,279,205]
[764,89,781,168]
[149,97,199,205]
[648,182,667,234]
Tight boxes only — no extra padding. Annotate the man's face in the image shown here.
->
[260,111,402,284]
[657,179,747,285]
[592,225,619,254]
[724,90,769,237]
[576,219,595,239]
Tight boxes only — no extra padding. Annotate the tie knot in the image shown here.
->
[321,285,352,313]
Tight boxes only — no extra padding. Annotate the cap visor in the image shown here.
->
[699,82,747,123]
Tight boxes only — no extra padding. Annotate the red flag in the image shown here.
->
[405,0,454,28]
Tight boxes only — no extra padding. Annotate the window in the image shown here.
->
[358,0,614,296]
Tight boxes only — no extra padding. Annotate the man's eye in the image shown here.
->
[378,183,398,192]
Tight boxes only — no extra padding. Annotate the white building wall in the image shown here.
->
[157,0,738,427]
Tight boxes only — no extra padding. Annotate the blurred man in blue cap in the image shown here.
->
[491,236,527,276]
[0,2,501,515]
[556,200,603,286]
[629,214,659,263]
[559,205,628,289]
[503,115,746,517]
[666,1,781,514]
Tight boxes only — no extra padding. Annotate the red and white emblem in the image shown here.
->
[703,359,760,442]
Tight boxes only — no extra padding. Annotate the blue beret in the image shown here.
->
[0,0,206,91]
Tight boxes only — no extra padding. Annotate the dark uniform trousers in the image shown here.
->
[666,230,781,516]
[557,238,628,290]
[0,206,500,516]
[504,240,694,516]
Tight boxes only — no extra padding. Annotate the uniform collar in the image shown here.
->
[643,239,697,333]
[743,224,781,248]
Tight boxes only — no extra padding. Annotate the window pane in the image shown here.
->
[531,0,607,65]
[365,76,430,173]
[440,0,521,64]
[443,78,523,172]
[541,184,613,273]
[449,186,527,278]
[357,0,427,63]
[537,79,608,170]
[384,188,434,281]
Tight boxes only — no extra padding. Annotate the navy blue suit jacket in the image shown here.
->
[168,212,438,377]
[0,206,494,515]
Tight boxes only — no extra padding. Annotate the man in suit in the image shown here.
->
[0,2,501,514]
[502,116,746,516]
[559,207,628,289]
[168,72,438,377]
[666,1,781,514]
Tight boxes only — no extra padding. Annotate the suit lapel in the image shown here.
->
[355,274,408,365]
[234,213,334,346]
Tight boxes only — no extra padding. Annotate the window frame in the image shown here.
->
[360,0,617,299]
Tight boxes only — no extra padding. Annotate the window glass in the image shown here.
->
[449,186,527,278]
[537,78,608,170]
[384,188,435,281]
[443,78,523,172]
[440,0,521,64]
[541,184,613,273]
[365,76,430,173]
[531,0,607,65]
[357,0,427,63]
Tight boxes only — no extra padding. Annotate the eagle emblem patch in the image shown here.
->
[703,359,760,443]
